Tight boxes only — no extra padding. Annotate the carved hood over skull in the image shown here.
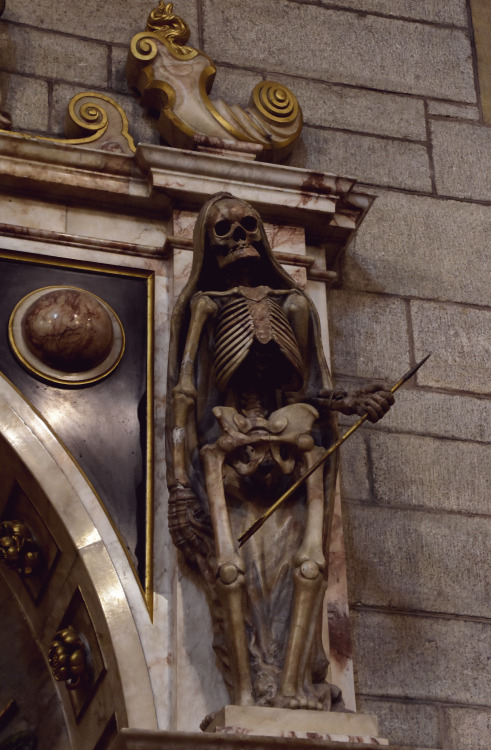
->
[169,191,334,406]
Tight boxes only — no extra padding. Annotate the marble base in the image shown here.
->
[205,706,388,746]
[108,729,437,750]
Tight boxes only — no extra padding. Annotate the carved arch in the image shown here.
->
[0,374,157,748]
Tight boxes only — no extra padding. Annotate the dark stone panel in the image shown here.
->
[0,255,149,581]
[0,573,68,749]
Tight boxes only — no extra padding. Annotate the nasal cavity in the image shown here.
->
[233,225,247,241]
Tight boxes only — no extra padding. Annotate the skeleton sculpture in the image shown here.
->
[167,194,393,712]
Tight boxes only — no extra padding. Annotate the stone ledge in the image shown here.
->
[108,729,438,750]
[135,143,374,243]
[205,706,380,736]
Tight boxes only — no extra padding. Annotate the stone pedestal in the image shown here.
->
[108,729,437,750]
[204,706,387,745]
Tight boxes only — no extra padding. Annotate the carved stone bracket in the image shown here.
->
[126,2,303,161]
[0,92,135,155]
[63,93,136,154]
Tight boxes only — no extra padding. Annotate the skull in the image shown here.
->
[206,198,263,270]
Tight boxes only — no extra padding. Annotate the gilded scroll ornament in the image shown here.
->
[166,194,395,713]
[127,3,303,160]
[0,520,40,577]
[0,92,135,154]
[48,626,88,691]
[63,92,136,153]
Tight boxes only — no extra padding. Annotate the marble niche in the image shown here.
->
[0,129,405,749]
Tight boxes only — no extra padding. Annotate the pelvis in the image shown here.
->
[209,402,319,479]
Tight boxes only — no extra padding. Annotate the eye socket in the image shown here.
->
[241,215,258,232]
[214,219,232,237]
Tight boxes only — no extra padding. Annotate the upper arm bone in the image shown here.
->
[176,294,218,394]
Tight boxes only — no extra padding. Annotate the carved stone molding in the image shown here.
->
[134,144,374,272]
[0,131,149,211]
[126,2,303,161]
[108,729,435,750]
[0,132,374,275]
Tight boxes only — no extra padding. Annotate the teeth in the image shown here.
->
[227,241,249,254]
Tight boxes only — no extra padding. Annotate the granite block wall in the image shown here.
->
[0,1,489,748]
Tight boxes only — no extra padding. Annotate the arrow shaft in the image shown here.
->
[238,354,430,546]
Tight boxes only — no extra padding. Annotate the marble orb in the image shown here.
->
[9,286,125,384]
[21,289,114,372]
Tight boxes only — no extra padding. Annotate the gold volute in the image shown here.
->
[145,0,198,59]
[0,92,135,154]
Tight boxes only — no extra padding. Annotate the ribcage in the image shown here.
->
[213,295,303,392]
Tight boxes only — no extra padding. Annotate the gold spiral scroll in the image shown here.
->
[130,32,160,64]
[0,91,135,154]
[64,93,136,154]
[252,81,300,125]
[67,95,109,135]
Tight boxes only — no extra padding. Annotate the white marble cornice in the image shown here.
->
[135,143,374,238]
[0,131,156,212]
[0,131,374,256]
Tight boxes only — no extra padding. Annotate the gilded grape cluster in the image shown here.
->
[48,626,88,690]
[0,520,40,576]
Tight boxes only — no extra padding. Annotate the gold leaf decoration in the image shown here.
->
[1,93,135,154]
[67,96,109,134]
[145,1,197,59]
[130,32,159,63]
[64,93,136,153]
